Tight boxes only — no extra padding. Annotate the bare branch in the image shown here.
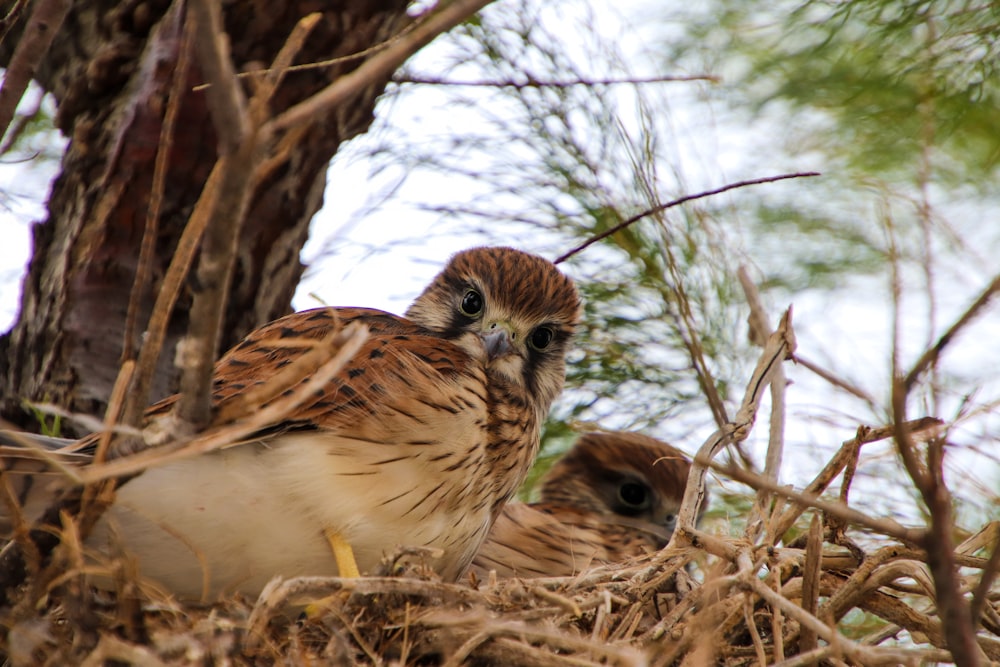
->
[552,173,821,265]
[394,73,721,88]
[269,0,496,134]
[904,273,1000,391]
[0,0,69,143]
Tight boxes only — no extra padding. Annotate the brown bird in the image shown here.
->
[0,246,580,600]
[470,431,702,579]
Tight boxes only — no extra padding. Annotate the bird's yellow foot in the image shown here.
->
[305,528,359,618]
[325,528,360,578]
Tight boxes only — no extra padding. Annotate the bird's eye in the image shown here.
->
[529,326,554,350]
[618,481,649,508]
[664,514,677,531]
[460,289,484,317]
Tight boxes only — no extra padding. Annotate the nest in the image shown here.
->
[2,308,998,666]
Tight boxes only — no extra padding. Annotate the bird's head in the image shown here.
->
[405,247,581,412]
[537,431,705,546]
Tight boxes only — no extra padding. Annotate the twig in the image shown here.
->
[709,459,924,544]
[0,0,69,143]
[0,0,30,46]
[670,309,796,540]
[190,0,248,151]
[269,0,496,133]
[395,73,721,87]
[121,13,194,365]
[970,527,1000,629]
[174,0,260,430]
[552,173,821,264]
[737,265,787,543]
[904,272,1000,391]
[892,380,985,665]
[790,353,878,407]
[799,513,822,663]
[769,418,942,543]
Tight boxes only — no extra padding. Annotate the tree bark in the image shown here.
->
[0,0,410,435]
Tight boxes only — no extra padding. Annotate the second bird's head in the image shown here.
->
[405,246,581,411]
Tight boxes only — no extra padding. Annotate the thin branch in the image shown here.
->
[0,0,69,143]
[791,353,878,407]
[903,272,1000,391]
[0,0,30,46]
[665,309,796,549]
[738,265,787,542]
[798,513,823,663]
[770,417,942,543]
[122,13,194,364]
[552,172,821,264]
[190,0,248,152]
[269,0,495,133]
[708,458,925,545]
[394,73,721,88]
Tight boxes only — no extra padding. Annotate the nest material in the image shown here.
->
[2,307,999,666]
[2,524,998,666]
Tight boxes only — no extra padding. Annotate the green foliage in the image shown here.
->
[21,400,62,437]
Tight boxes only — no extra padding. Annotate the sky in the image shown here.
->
[1,0,998,522]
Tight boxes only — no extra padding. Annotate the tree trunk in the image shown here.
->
[0,0,410,435]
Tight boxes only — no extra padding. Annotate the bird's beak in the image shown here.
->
[481,325,515,361]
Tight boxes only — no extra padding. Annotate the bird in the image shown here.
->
[0,246,581,600]
[470,431,704,579]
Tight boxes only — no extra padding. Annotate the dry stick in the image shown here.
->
[269,0,496,134]
[768,417,941,543]
[174,0,258,430]
[970,530,1000,630]
[791,354,878,408]
[799,513,823,663]
[0,0,68,141]
[553,172,820,265]
[396,74,721,87]
[120,159,222,430]
[121,11,316,431]
[904,272,1000,392]
[121,15,194,367]
[712,457,926,545]
[748,576,928,666]
[737,265,787,543]
[893,383,985,665]
[0,0,30,46]
[190,0,248,152]
[668,311,796,543]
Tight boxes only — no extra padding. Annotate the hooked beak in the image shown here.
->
[481,326,515,361]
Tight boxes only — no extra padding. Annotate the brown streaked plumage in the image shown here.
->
[471,431,704,579]
[0,246,580,599]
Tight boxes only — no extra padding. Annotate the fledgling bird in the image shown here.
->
[0,246,580,600]
[470,431,703,579]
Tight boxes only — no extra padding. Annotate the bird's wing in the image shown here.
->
[0,307,486,534]
[471,502,610,578]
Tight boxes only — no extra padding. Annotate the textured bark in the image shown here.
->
[0,0,410,435]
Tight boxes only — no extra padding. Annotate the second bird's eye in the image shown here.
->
[529,326,554,350]
[618,481,648,508]
[460,289,484,317]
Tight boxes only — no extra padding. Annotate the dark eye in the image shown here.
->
[618,481,648,508]
[460,289,484,317]
[529,326,554,350]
